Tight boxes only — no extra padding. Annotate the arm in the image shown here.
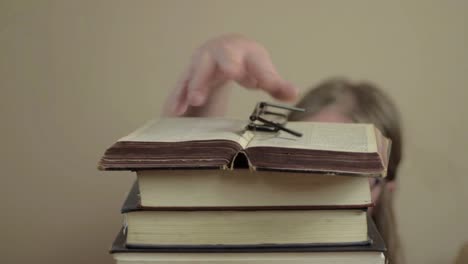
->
[162,34,298,117]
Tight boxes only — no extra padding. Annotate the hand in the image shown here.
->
[164,34,298,116]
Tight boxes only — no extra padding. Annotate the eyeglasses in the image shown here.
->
[246,102,305,137]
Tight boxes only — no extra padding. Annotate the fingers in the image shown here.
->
[237,74,258,89]
[245,53,298,101]
[269,79,299,102]
[186,52,217,107]
[166,50,219,115]
[172,79,190,115]
[163,67,192,116]
[165,35,299,117]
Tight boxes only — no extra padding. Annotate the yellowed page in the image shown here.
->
[127,210,367,245]
[119,117,252,148]
[247,122,377,153]
[115,252,385,263]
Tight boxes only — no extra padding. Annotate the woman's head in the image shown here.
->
[288,78,405,263]
[288,77,402,182]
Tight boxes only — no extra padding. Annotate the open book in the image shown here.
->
[99,118,390,176]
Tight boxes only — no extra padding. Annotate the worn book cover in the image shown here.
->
[99,118,390,176]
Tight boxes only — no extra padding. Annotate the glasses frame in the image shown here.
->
[247,102,305,137]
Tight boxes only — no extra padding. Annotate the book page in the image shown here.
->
[119,118,251,146]
[247,122,377,153]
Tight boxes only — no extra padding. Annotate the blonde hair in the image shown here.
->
[288,77,404,263]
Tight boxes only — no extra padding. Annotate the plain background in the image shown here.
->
[1,1,467,263]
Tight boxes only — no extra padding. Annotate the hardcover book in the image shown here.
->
[99,118,390,176]
[136,170,372,208]
[111,216,386,263]
[121,183,369,248]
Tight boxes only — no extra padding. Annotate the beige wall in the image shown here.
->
[1,1,467,263]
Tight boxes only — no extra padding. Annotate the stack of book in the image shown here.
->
[99,117,390,264]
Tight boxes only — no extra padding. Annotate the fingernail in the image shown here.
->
[170,102,187,116]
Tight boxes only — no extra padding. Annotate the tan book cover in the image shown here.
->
[136,171,372,209]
